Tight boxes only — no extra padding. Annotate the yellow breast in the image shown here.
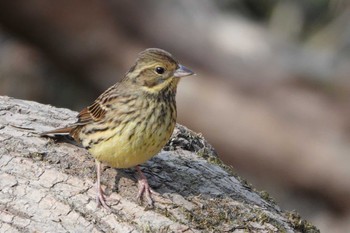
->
[82,103,176,168]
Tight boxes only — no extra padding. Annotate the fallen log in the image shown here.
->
[0,96,318,232]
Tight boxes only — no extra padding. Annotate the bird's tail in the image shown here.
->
[40,126,81,146]
[40,126,74,137]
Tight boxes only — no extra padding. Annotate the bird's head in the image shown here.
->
[126,48,194,93]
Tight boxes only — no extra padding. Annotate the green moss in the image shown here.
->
[154,206,185,226]
[178,197,293,232]
[181,199,235,230]
[142,224,152,232]
[285,211,320,233]
[26,151,46,161]
[258,190,277,205]
[248,208,286,232]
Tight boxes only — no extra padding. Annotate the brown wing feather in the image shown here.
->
[41,84,123,142]
[76,84,119,124]
[77,102,106,124]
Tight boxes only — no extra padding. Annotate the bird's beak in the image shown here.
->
[174,64,195,78]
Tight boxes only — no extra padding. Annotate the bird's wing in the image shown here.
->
[41,85,118,139]
[77,102,107,124]
[40,100,108,137]
[76,84,119,125]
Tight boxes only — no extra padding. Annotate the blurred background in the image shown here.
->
[0,0,349,231]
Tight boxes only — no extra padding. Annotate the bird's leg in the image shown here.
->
[95,160,110,210]
[136,165,154,206]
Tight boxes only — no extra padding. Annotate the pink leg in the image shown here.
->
[136,165,154,206]
[95,160,110,210]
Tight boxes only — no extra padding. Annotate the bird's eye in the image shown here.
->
[155,66,165,74]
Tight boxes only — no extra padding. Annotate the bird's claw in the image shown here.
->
[96,184,111,211]
[137,177,154,207]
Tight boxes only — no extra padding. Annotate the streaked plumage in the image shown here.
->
[41,48,194,209]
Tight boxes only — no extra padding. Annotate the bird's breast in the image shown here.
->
[82,97,176,168]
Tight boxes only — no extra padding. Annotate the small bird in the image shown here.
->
[41,48,194,209]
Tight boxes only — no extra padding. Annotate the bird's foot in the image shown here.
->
[137,176,155,207]
[136,166,156,207]
[96,184,111,211]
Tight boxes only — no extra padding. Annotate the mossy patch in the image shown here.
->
[285,211,320,233]
[179,196,292,232]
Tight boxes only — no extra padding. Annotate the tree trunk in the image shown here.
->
[0,96,318,232]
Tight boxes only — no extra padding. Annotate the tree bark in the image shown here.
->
[0,96,318,232]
